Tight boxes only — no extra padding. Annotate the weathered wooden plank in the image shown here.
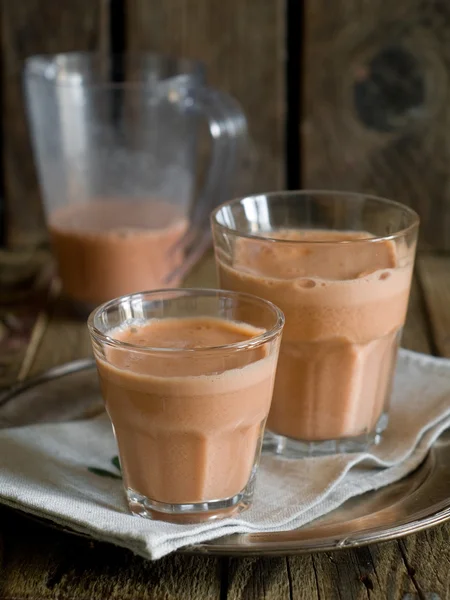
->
[126,0,286,194]
[0,250,53,387]
[0,304,45,388]
[226,557,292,600]
[402,275,432,354]
[398,525,450,599]
[0,507,223,599]
[182,250,217,290]
[417,254,450,358]
[289,544,418,600]
[226,538,440,600]
[302,0,450,250]
[2,0,108,247]
[405,253,450,597]
[25,300,93,378]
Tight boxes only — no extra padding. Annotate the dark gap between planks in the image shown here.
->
[286,0,303,190]
[109,0,126,55]
[0,6,5,247]
[414,265,440,357]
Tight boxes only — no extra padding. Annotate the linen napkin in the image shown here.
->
[0,349,449,560]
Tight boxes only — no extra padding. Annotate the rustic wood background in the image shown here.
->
[1,0,286,248]
[302,0,450,249]
[4,0,449,249]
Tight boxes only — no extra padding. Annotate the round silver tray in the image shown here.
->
[1,360,450,556]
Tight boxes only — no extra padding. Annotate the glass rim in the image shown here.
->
[211,190,420,245]
[24,51,205,89]
[87,288,285,355]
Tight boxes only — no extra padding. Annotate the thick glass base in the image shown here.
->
[126,475,256,524]
[263,413,388,458]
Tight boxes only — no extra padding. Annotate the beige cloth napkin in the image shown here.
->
[0,349,449,560]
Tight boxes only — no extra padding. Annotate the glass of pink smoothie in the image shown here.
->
[24,53,247,313]
[88,288,284,523]
[211,191,419,457]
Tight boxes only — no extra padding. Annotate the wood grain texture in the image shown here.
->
[417,254,450,358]
[224,536,445,600]
[0,507,223,599]
[294,544,418,600]
[26,299,93,378]
[182,250,217,289]
[402,275,432,354]
[226,557,292,599]
[398,525,450,599]
[302,0,450,250]
[2,0,107,247]
[126,0,286,194]
[0,250,53,388]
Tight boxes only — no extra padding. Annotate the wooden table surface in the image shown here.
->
[1,252,450,600]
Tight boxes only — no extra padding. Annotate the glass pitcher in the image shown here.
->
[24,53,247,311]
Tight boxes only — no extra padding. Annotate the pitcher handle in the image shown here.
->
[165,86,248,284]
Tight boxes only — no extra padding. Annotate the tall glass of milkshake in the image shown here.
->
[211,191,419,456]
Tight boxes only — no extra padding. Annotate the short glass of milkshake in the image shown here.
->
[88,288,284,522]
[211,191,419,456]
